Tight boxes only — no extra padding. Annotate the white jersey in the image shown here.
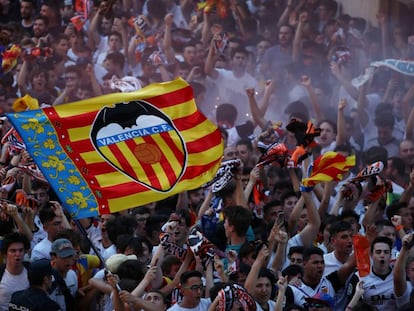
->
[255,300,276,311]
[358,269,397,311]
[287,276,337,307]
[323,252,344,276]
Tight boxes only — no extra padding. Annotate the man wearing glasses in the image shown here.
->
[167,271,211,310]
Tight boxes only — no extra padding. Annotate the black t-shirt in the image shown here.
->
[9,287,61,311]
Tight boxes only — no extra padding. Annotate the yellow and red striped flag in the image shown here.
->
[302,152,355,188]
[7,78,223,219]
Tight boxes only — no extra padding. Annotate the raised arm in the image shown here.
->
[204,35,219,79]
[162,13,177,64]
[336,98,347,146]
[298,191,321,247]
[244,244,270,294]
[292,12,307,62]
[394,233,412,297]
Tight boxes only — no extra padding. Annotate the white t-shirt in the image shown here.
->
[31,215,47,250]
[31,237,52,260]
[0,268,29,311]
[49,270,78,311]
[358,269,398,311]
[167,298,211,311]
[255,300,276,311]
[323,252,344,276]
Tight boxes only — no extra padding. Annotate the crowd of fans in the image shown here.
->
[1,0,414,310]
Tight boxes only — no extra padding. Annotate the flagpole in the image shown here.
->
[73,219,106,267]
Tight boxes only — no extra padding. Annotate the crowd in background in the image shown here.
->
[1,0,414,310]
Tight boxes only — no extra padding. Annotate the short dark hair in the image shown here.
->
[339,210,359,224]
[1,232,30,254]
[39,207,57,224]
[282,264,303,278]
[329,221,352,241]
[386,200,408,220]
[230,46,248,60]
[370,236,392,253]
[105,51,125,68]
[258,268,276,284]
[303,246,324,262]
[180,270,202,285]
[216,103,237,124]
[223,205,252,237]
[288,246,304,257]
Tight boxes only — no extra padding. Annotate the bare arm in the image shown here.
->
[394,233,412,297]
[401,82,414,124]
[330,61,359,101]
[162,13,177,64]
[204,36,219,79]
[301,75,324,124]
[298,191,321,247]
[88,7,103,50]
[288,196,304,237]
[276,0,294,29]
[336,98,347,146]
[244,245,270,294]
[197,189,213,221]
[356,81,369,129]
[292,12,307,62]
[244,166,260,202]
[319,182,334,218]
[17,60,29,95]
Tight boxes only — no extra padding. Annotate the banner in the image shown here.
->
[7,78,223,219]
[352,59,414,88]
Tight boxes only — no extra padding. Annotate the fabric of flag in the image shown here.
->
[7,78,223,219]
[302,152,355,187]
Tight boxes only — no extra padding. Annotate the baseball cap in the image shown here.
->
[51,238,76,258]
[106,254,137,274]
[29,259,54,280]
[304,293,334,308]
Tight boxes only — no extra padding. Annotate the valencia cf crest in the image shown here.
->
[90,100,187,192]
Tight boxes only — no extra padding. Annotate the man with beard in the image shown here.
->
[19,0,35,36]
[9,259,60,311]
[31,15,49,45]
[284,246,356,308]
[0,233,30,311]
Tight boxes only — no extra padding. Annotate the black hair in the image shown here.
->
[329,220,352,238]
[339,210,360,224]
[216,103,238,124]
[386,200,408,221]
[180,270,202,285]
[282,264,303,278]
[39,207,57,224]
[303,246,324,262]
[106,215,138,244]
[288,246,305,257]
[1,232,30,254]
[223,205,252,237]
[117,259,146,282]
[388,157,406,175]
[370,236,392,253]
[258,268,276,285]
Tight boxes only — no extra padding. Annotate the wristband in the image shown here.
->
[299,185,313,192]
[395,225,404,231]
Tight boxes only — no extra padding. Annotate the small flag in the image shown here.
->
[302,152,355,188]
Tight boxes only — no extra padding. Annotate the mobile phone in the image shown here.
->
[277,212,285,226]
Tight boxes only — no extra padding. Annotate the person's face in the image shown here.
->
[183,46,196,66]
[283,196,298,219]
[371,242,391,271]
[33,19,47,37]
[331,230,353,255]
[400,140,414,165]
[303,254,324,281]
[99,214,115,237]
[181,276,203,305]
[32,72,47,90]
[318,122,336,147]
[64,71,78,90]
[6,242,25,267]
[44,216,64,240]
[135,213,149,236]
[32,188,49,208]
[53,254,75,274]
[195,43,205,61]
[242,251,256,266]
[399,207,413,230]
[40,5,54,19]
[253,276,272,304]
[264,205,282,224]
[224,218,232,239]
[55,38,70,56]
[101,17,113,35]
[278,26,293,47]
[223,146,239,160]
[377,226,396,246]
[144,292,166,309]
[256,40,271,57]
[318,5,329,20]
[289,252,303,266]
[231,52,248,70]
[20,1,33,19]
[173,217,188,244]
[376,126,393,145]
[236,144,251,164]
[108,34,122,51]
[188,189,204,207]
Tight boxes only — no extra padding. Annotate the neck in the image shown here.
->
[101,236,112,248]
[303,275,320,288]
[230,235,246,246]
[180,298,199,308]
[334,250,349,263]
[232,68,245,77]
[373,265,390,276]
[6,263,24,275]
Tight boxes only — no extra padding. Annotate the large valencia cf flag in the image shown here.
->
[7,78,224,219]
